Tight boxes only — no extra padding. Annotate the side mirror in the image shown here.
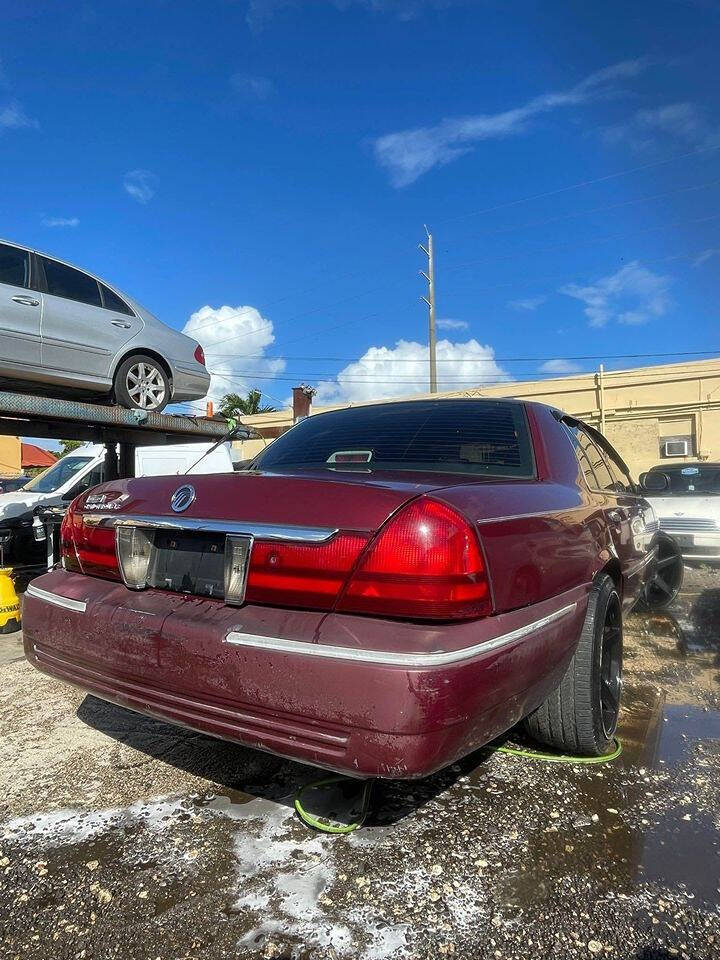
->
[639,471,669,492]
[61,488,76,502]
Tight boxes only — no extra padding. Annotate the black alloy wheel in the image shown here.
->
[642,533,684,610]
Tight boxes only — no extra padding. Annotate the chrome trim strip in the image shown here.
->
[83,514,339,543]
[475,508,573,525]
[25,583,87,613]
[224,602,577,667]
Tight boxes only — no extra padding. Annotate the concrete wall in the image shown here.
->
[604,420,661,477]
[233,358,720,480]
[0,436,22,476]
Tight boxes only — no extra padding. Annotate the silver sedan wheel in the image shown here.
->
[126,361,167,410]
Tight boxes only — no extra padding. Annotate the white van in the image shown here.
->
[0,441,234,565]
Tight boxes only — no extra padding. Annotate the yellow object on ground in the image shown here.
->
[0,568,20,634]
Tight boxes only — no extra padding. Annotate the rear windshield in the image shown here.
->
[252,400,535,478]
[649,466,720,495]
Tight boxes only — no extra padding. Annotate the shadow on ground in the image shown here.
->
[76,693,483,827]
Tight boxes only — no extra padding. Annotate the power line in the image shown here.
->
[205,349,720,365]
[437,144,720,226]
[446,176,720,248]
[206,362,720,386]
[204,238,717,362]
[177,173,720,355]
[195,219,720,358]
[442,211,720,275]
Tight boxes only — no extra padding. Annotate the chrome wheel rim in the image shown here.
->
[126,362,166,410]
[599,593,623,740]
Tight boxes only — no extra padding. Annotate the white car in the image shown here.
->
[640,462,720,562]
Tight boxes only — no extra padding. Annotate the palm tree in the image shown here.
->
[219,390,277,418]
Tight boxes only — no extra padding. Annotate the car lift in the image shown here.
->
[0,388,251,480]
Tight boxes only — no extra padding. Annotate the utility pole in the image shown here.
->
[419,225,437,393]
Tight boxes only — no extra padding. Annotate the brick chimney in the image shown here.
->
[292,385,315,423]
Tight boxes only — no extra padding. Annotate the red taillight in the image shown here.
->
[337,498,492,620]
[194,344,206,366]
[60,507,120,581]
[246,533,370,610]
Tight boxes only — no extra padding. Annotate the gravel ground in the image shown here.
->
[1,567,719,960]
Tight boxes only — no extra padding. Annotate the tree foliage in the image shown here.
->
[219,390,277,418]
[58,439,84,457]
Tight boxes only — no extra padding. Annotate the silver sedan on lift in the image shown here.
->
[0,239,211,413]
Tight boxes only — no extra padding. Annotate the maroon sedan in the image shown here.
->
[23,399,659,778]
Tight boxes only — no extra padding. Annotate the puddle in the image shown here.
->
[655,704,720,767]
[614,684,666,769]
[620,685,720,769]
[494,685,720,909]
[641,810,720,904]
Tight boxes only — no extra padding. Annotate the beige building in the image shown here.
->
[0,436,21,477]
[235,357,720,479]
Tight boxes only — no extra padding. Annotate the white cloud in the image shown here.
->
[508,295,546,311]
[436,318,469,330]
[181,304,286,406]
[373,58,649,186]
[230,72,275,99]
[0,101,38,131]
[694,248,720,267]
[42,216,79,228]
[123,169,157,204]
[560,261,671,328]
[314,338,508,405]
[539,358,582,374]
[603,101,719,152]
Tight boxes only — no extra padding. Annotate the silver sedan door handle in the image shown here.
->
[110,319,132,328]
[12,295,40,306]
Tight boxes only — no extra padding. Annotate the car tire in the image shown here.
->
[113,355,170,413]
[523,574,622,756]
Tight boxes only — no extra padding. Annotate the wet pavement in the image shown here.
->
[1,567,720,959]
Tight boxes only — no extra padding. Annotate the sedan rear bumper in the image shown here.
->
[170,362,211,403]
[23,570,588,778]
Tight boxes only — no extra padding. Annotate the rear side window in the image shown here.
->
[253,400,535,478]
[0,243,29,288]
[100,282,134,316]
[564,422,624,491]
[577,432,615,490]
[41,256,102,307]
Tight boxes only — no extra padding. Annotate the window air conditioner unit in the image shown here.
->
[663,439,689,457]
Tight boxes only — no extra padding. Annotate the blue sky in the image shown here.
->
[2,0,719,413]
